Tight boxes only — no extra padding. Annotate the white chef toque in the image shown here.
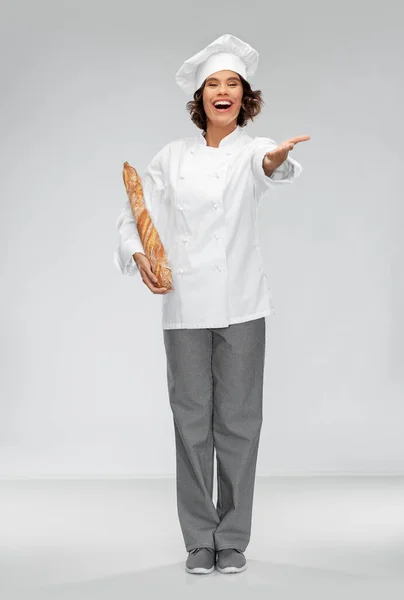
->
[175,33,259,96]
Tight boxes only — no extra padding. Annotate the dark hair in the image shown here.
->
[186,74,264,132]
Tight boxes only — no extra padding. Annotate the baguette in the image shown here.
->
[122,161,173,289]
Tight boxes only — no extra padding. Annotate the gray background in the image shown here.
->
[1,0,402,477]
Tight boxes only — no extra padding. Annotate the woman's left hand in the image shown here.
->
[263,135,311,176]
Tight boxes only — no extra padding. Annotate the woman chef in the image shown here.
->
[114,33,310,575]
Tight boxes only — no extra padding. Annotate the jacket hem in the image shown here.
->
[162,308,275,330]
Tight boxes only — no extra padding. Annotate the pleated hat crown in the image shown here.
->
[175,33,259,96]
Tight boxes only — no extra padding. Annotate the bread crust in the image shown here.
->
[122,161,173,289]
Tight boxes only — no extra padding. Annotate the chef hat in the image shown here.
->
[175,33,259,96]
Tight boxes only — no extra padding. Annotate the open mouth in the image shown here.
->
[213,101,233,112]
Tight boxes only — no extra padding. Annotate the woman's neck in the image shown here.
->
[204,121,238,148]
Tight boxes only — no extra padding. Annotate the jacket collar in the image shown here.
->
[197,125,244,148]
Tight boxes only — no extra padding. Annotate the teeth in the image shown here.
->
[214,101,231,107]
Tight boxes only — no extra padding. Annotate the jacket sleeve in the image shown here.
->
[251,138,302,202]
[113,147,166,276]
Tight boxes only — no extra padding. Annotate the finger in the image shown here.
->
[148,281,169,294]
[147,279,174,294]
[277,141,294,150]
[147,268,159,284]
[265,147,283,158]
[141,269,169,294]
[286,135,311,145]
[274,143,293,154]
[147,268,171,292]
[147,270,174,293]
[160,285,174,294]
[138,262,158,284]
[273,142,292,152]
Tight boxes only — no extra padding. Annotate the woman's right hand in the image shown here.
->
[133,252,173,294]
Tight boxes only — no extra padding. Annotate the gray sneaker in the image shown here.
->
[216,549,247,574]
[185,547,216,574]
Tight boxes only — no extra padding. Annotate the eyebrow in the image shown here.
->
[206,76,240,82]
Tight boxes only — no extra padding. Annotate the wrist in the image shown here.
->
[132,251,144,263]
[262,158,275,178]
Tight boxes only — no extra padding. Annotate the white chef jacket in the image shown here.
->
[114,125,302,329]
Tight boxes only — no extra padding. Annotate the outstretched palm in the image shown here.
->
[263,135,311,173]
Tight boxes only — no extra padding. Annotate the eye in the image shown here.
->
[207,82,238,87]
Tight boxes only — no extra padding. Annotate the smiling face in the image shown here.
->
[202,70,243,128]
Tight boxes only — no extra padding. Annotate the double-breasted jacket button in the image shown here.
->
[215,172,221,178]
[180,174,185,179]
[226,151,232,156]
[212,202,219,209]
